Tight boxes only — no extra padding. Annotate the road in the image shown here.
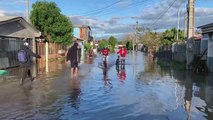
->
[0,51,213,120]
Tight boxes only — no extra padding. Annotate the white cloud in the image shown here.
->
[0,10,25,17]
[70,15,134,39]
[116,0,133,8]
[136,0,213,30]
[70,4,213,39]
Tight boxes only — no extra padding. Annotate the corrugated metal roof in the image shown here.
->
[0,16,21,22]
[0,16,40,38]
[197,23,213,29]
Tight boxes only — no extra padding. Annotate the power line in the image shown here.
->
[92,0,151,17]
[77,0,124,16]
[150,0,177,28]
[77,0,150,17]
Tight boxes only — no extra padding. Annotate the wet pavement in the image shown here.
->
[0,51,213,120]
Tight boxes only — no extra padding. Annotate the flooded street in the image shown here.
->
[0,51,213,120]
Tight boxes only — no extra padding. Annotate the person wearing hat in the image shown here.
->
[19,42,41,85]
[66,42,80,77]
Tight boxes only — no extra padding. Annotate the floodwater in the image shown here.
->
[0,51,213,120]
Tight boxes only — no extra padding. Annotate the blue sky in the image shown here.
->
[0,0,213,39]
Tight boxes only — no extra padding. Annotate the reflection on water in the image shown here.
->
[116,64,126,81]
[69,77,81,110]
[184,72,193,120]
[0,52,213,120]
[37,59,65,74]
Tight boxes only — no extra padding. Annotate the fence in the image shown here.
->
[155,40,201,63]
[36,42,65,61]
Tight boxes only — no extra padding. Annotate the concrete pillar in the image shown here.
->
[81,41,85,64]
[32,37,38,77]
[186,0,195,69]
[187,0,195,39]
[207,34,213,72]
[32,37,36,62]
[186,38,194,69]
[45,42,49,73]
[184,12,187,39]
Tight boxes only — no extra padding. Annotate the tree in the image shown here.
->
[161,28,184,46]
[140,32,160,48]
[117,40,123,45]
[98,39,108,50]
[30,1,73,45]
[108,36,117,52]
[108,36,117,47]
[126,41,133,50]
[121,34,134,50]
[84,42,92,51]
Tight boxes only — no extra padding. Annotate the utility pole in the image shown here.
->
[133,20,138,52]
[26,0,29,22]
[133,24,136,52]
[186,0,195,69]
[177,8,180,41]
[184,12,187,39]
[136,20,138,51]
[187,0,195,39]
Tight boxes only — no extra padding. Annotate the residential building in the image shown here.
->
[73,25,93,42]
[198,23,213,72]
[73,25,93,62]
[0,16,40,69]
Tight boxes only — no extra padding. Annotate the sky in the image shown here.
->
[0,0,213,39]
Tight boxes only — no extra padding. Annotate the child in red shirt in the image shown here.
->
[100,47,110,62]
[117,47,127,65]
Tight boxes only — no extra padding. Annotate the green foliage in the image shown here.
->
[108,36,117,47]
[84,42,92,51]
[161,28,184,46]
[117,40,123,45]
[139,28,184,48]
[98,39,108,50]
[109,45,115,52]
[126,41,133,50]
[140,32,160,48]
[30,1,73,45]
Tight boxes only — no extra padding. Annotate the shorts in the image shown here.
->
[70,60,78,68]
[103,55,109,62]
[120,56,125,60]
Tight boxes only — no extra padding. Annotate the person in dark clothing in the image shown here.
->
[66,42,79,77]
[19,42,41,85]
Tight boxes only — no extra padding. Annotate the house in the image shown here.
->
[73,25,93,62]
[73,25,93,42]
[0,16,40,69]
[198,23,213,72]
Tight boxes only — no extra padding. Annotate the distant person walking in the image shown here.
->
[117,46,127,66]
[18,42,41,85]
[67,42,80,77]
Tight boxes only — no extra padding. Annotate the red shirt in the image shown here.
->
[119,70,126,80]
[117,48,127,57]
[100,49,110,56]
